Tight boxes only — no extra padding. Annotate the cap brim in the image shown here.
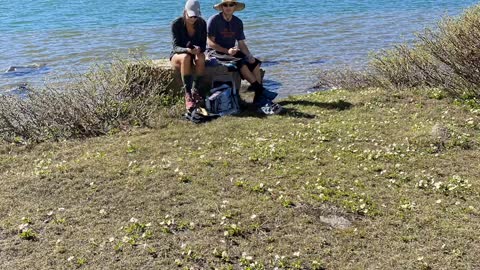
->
[186,10,201,17]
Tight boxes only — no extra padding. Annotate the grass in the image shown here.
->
[0,88,479,269]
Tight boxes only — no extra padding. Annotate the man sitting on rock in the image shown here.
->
[206,0,282,115]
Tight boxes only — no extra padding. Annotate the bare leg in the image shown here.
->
[253,65,262,84]
[171,54,195,110]
[171,53,193,75]
[240,65,257,84]
[194,53,205,76]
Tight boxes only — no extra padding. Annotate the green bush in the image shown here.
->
[0,57,179,143]
[318,4,480,101]
[370,4,480,98]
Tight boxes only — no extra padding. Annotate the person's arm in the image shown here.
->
[172,20,191,54]
[207,36,230,54]
[206,15,238,55]
[198,20,207,53]
[236,19,254,61]
[238,40,252,58]
[238,40,256,63]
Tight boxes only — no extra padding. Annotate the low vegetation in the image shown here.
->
[1,88,479,269]
[0,57,179,143]
[317,4,480,103]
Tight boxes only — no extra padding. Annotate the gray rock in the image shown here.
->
[319,215,351,229]
[431,123,450,141]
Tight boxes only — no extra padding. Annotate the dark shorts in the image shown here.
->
[233,51,261,72]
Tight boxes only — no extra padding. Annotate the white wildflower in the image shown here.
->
[129,217,138,223]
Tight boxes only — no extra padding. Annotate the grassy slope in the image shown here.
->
[0,88,479,270]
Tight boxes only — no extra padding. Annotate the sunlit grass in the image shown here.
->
[0,88,479,269]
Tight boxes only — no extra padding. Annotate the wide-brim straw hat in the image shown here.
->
[214,0,245,12]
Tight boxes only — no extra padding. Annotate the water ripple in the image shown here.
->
[0,0,478,96]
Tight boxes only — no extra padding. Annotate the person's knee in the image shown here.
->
[195,53,206,64]
[180,54,193,63]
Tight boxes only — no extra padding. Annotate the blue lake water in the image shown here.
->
[0,0,478,96]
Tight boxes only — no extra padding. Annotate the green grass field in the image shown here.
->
[1,88,479,269]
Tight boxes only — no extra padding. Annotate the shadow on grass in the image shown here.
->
[232,101,317,119]
[278,99,353,111]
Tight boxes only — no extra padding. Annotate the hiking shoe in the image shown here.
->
[184,109,204,124]
[185,87,204,110]
[185,92,196,111]
[257,102,283,115]
[191,87,203,105]
[184,108,219,123]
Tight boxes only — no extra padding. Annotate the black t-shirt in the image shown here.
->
[207,13,245,50]
[170,17,207,57]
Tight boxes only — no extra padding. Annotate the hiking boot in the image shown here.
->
[185,92,196,111]
[184,108,220,124]
[257,102,283,115]
[191,87,203,105]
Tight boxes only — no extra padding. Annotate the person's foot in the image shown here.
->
[185,92,196,111]
[257,102,283,115]
[191,87,203,105]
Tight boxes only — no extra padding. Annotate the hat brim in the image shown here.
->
[214,2,245,12]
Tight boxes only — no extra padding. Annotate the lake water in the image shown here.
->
[0,0,478,96]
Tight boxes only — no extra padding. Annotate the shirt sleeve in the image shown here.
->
[171,20,188,54]
[199,19,207,53]
[237,18,245,41]
[206,15,216,38]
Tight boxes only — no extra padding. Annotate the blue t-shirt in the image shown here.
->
[207,13,245,50]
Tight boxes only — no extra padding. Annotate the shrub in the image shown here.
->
[370,4,480,98]
[318,4,480,101]
[0,56,179,143]
[314,68,377,91]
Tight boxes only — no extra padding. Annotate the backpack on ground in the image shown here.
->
[205,76,240,116]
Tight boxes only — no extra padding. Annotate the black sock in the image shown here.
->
[250,82,263,96]
[192,75,203,90]
[182,75,193,92]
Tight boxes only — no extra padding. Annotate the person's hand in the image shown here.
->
[192,46,201,55]
[228,47,239,56]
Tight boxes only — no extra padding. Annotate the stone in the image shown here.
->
[431,123,450,141]
[319,215,351,229]
[129,59,263,95]
[151,59,243,92]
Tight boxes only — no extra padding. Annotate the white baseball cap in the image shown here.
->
[185,0,201,17]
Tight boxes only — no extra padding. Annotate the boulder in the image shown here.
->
[128,59,263,95]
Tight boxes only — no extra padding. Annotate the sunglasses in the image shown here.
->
[222,3,236,7]
[187,14,198,19]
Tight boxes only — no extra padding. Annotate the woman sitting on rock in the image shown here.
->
[170,0,207,113]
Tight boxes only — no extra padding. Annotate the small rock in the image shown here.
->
[431,123,450,141]
[319,215,351,229]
